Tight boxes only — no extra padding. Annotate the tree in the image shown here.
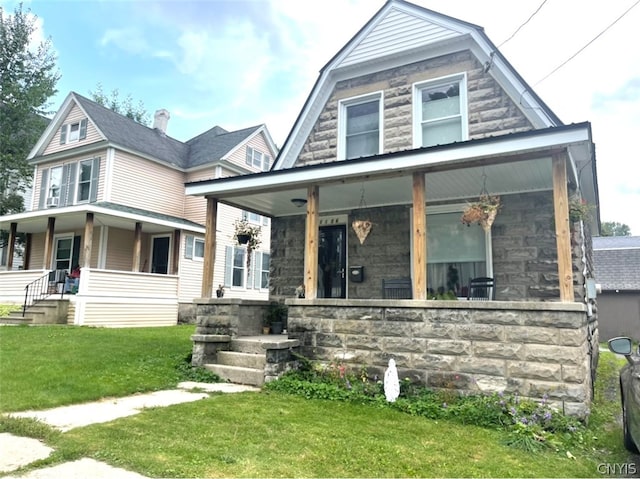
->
[0,3,59,215]
[89,83,150,126]
[601,221,631,237]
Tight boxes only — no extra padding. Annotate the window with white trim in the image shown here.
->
[76,159,94,202]
[259,252,270,289]
[339,93,382,160]
[184,235,205,260]
[243,211,270,226]
[48,166,62,200]
[245,146,270,171]
[60,119,88,144]
[39,157,100,209]
[414,74,467,148]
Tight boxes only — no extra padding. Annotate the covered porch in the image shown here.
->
[0,202,202,326]
[185,124,599,415]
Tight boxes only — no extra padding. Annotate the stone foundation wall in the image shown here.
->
[286,299,593,417]
[194,299,269,337]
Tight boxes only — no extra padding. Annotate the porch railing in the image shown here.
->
[23,270,65,317]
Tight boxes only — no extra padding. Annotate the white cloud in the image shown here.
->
[100,27,149,54]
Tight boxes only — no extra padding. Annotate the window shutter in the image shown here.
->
[224,246,233,287]
[185,235,193,259]
[59,164,69,206]
[38,168,49,209]
[65,162,77,206]
[89,157,100,202]
[79,119,87,140]
[245,147,252,166]
[59,125,67,145]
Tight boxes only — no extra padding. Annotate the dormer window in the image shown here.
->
[60,119,88,144]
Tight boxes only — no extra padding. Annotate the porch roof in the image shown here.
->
[0,201,206,235]
[185,123,598,229]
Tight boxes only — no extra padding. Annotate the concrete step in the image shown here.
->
[217,351,266,369]
[0,316,32,325]
[204,364,264,387]
[230,335,293,354]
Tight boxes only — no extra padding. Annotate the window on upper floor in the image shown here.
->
[242,210,269,226]
[184,235,205,260]
[39,157,100,209]
[413,74,467,148]
[246,146,271,171]
[60,119,88,145]
[339,93,383,160]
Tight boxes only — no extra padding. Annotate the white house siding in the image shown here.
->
[42,104,103,156]
[76,269,178,327]
[32,149,108,211]
[183,169,213,225]
[0,270,49,303]
[104,227,135,271]
[29,233,46,270]
[109,151,185,218]
[296,51,534,166]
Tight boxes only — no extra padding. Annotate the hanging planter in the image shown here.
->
[351,184,373,245]
[461,194,501,232]
[233,219,262,269]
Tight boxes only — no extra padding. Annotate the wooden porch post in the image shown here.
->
[42,217,55,269]
[552,151,574,302]
[201,197,218,298]
[304,185,319,299]
[132,222,142,272]
[24,234,32,270]
[82,213,94,269]
[6,222,16,270]
[412,172,427,299]
[172,229,181,275]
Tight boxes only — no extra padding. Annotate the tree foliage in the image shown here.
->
[89,83,150,126]
[0,3,58,215]
[601,221,631,237]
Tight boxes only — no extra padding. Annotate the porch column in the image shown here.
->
[82,213,94,269]
[304,185,319,299]
[6,222,17,270]
[132,222,142,272]
[42,217,55,269]
[201,196,218,298]
[552,151,574,302]
[172,229,181,275]
[412,172,427,299]
[24,234,32,270]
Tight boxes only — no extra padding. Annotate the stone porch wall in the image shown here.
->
[286,299,594,417]
[193,298,269,337]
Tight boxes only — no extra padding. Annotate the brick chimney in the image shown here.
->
[153,109,170,135]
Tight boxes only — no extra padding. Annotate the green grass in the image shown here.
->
[0,325,217,412]
[0,326,633,478]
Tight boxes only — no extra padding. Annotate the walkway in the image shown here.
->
[0,382,259,478]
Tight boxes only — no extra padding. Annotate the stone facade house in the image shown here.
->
[0,92,277,326]
[186,0,600,416]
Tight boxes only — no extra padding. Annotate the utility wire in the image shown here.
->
[498,0,549,48]
[534,0,640,86]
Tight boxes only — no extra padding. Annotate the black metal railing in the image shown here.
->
[23,270,65,317]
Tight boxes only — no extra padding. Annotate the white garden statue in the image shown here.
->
[384,358,400,402]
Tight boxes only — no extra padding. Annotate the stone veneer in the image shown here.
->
[286,298,595,417]
[296,51,534,167]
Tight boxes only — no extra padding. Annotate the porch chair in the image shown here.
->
[382,278,412,299]
[467,277,495,300]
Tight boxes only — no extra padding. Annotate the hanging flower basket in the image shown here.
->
[352,219,373,245]
[461,194,501,232]
[233,219,262,269]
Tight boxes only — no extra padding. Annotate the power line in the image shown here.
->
[498,0,549,48]
[534,0,640,86]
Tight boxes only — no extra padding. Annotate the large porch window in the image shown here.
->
[426,211,490,297]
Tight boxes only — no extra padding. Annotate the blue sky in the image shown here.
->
[4,0,640,234]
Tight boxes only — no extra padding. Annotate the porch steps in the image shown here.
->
[0,300,68,325]
[201,335,298,388]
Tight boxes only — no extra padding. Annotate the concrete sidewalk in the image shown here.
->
[0,382,259,478]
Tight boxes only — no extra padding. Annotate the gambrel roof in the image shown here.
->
[274,0,562,170]
[593,236,640,291]
[28,92,276,171]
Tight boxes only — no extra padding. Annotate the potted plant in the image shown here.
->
[295,284,305,298]
[569,198,592,223]
[265,301,288,335]
[216,284,225,298]
[461,194,500,232]
[233,219,262,269]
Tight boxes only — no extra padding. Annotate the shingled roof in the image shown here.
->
[72,93,262,170]
[593,236,640,291]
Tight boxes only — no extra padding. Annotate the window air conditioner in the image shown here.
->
[46,197,59,207]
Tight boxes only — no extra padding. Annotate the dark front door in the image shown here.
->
[318,225,346,298]
[151,236,170,274]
